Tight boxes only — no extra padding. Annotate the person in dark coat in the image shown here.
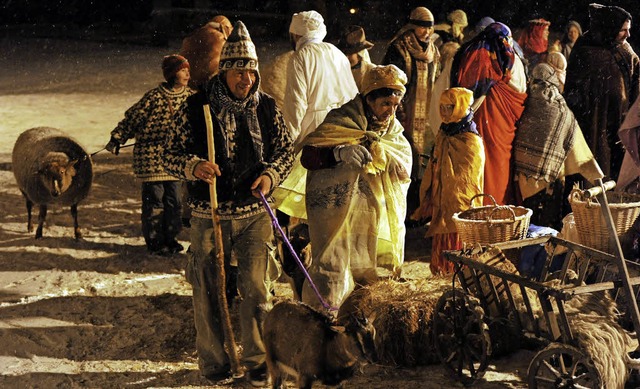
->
[564,3,640,182]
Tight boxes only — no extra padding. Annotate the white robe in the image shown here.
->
[283,38,358,147]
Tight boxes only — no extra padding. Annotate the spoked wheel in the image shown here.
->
[433,288,491,386]
[528,343,602,388]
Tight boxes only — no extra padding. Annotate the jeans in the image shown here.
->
[141,181,182,251]
[187,212,279,375]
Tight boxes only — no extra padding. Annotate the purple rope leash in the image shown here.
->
[258,191,338,312]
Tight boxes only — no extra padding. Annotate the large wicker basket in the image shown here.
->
[452,194,533,246]
[569,188,640,253]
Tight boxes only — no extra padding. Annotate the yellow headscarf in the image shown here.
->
[439,87,473,124]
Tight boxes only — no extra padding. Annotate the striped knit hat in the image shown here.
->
[219,21,258,71]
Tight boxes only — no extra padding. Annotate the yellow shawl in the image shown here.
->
[288,97,412,308]
[413,130,485,235]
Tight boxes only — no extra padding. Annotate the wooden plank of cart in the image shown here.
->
[434,179,640,387]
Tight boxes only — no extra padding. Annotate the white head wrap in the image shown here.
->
[289,10,327,41]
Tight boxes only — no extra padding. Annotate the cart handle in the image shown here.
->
[582,180,616,199]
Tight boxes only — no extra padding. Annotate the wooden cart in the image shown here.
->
[434,179,640,387]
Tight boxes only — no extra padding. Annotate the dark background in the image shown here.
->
[2,0,640,46]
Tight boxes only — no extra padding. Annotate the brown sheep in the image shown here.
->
[12,127,93,239]
[261,300,375,389]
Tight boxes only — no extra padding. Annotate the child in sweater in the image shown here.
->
[105,54,195,255]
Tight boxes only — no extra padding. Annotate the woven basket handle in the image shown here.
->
[569,187,600,207]
[487,205,516,223]
[469,193,498,208]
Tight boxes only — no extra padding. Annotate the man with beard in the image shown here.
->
[564,3,640,182]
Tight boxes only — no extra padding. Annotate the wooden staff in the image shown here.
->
[203,104,242,378]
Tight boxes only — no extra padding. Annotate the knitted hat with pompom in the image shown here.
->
[219,21,259,72]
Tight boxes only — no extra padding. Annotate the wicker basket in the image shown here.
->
[452,194,533,246]
[569,188,640,253]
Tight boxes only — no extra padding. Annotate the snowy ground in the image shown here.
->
[0,32,533,388]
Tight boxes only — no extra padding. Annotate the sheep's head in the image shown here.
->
[38,152,78,197]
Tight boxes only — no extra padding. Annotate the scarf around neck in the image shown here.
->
[208,75,263,161]
[397,31,435,63]
[440,112,478,136]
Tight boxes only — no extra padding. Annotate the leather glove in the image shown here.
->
[105,137,120,155]
[334,145,373,167]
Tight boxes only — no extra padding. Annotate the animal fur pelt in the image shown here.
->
[179,22,226,90]
[545,283,637,388]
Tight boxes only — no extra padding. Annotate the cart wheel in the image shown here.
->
[528,343,602,388]
[433,288,491,386]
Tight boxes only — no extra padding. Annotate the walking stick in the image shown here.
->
[203,104,243,378]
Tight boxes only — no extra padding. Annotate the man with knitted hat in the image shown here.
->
[106,54,194,256]
[295,64,412,309]
[164,21,294,386]
[383,6,440,224]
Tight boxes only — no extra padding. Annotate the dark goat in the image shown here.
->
[279,222,311,300]
[12,127,93,239]
[261,300,375,389]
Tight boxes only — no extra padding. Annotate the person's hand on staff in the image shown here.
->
[194,161,221,185]
[251,174,272,198]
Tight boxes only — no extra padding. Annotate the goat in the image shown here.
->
[261,300,375,389]
[12,127,93,239]
[279,222,312,300]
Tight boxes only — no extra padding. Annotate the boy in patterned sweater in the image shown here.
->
[105,54,195,255]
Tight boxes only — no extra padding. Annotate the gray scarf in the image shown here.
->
[208,75,263,161]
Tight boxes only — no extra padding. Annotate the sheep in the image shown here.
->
[261,300,376,389]
[12,127,93,239]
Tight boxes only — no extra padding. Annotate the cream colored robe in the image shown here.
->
[296,97,412,309]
